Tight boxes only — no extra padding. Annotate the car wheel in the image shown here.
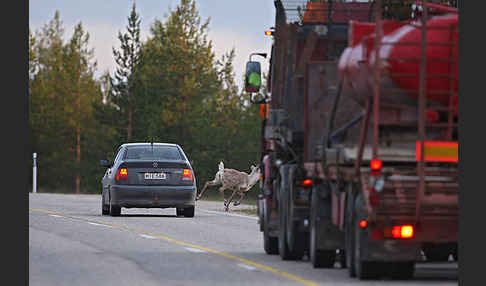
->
[101,194,109,215]
[183,206,195,217]
[109,196,121,216]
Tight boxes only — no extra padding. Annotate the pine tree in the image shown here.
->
[111,3,142,142]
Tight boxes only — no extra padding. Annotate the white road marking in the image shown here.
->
[198,209,258,220]
[184,247,207,253]
[48,214,62,218]
[237,263,258,271]
[139,234,156,239]
[88,222,104,227]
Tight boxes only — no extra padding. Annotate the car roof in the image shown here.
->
[121,143,180,148]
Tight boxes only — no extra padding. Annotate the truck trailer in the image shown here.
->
[247,0,458,280]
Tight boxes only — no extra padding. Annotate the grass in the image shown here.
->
[231,208,258,216]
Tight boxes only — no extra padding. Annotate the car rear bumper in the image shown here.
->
[110,184,196,208]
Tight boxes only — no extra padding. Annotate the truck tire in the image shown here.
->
[264,223,279,255]
[354,193,381,280]
[309,184,336,268]
[345,184,356,277]
[286,165,306,259]
[278,165,302,260]
[263,199,279,255]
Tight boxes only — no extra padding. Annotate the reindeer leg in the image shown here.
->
[225,189,238,212]
[233,191,245,206]
[197,180,217,200]
[219,187,227,206]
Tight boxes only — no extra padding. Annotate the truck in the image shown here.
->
[245,0,458,280]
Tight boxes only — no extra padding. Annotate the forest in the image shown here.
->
[28,0,264,196]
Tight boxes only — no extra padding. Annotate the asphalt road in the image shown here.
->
[29,193,458,286]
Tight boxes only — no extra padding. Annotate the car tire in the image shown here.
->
[102,193,109,215]
[183,206,195,217]
[109,196,121,216]
[176,208,184,217]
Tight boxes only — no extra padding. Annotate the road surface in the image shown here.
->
[29,193,457,286]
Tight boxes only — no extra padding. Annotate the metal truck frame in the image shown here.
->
[254,0,458,280]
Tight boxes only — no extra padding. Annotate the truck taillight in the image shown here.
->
[370,159,382,172]
[116,168,128,181]
[359,220,368,228]
[301,179,313,187]
[392,225,414,239]
[182,169,193,181]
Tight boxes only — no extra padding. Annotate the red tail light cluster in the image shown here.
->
[182,169,194,181]
[392,225,414,239]
[116,168,128,181]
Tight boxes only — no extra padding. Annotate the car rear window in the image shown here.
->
[125,146,183,160]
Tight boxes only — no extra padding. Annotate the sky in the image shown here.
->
[29,0,276,90]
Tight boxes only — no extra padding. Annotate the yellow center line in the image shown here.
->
[29,208,321,286]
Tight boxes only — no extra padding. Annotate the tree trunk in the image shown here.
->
[75,126,81,194]
[75,66,81,194]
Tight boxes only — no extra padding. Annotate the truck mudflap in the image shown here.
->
[362,238,421,262]
[315,219,345,250]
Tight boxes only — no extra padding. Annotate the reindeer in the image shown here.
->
[196,161,261,211]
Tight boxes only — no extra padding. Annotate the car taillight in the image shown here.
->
[116,168,128,181]
[182,169,193,181]
[391,225,414,239]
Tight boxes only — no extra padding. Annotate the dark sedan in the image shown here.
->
[100,143,197,217]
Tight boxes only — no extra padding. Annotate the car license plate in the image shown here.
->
[144,172,166,180]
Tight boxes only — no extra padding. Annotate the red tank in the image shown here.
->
[338,14,458,112]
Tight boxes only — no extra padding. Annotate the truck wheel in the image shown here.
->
[309,185,335,268]
[263,199,279,255]
[345,185,356,277]
[278,165,301,260]
[278,194,293,260]
[354,194,380,280]
[264,223,279,255]
[285,165,305,260]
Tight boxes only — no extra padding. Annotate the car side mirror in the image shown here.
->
[100,160,111,167]
[245,61,262,93]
